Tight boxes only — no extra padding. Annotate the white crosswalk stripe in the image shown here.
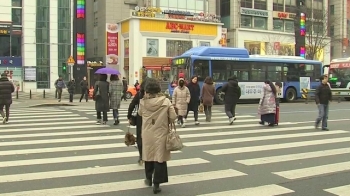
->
[0,107,349,195]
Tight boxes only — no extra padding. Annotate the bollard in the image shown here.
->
[338,96,341,103]
[29,90,32,99]
[43,90,45,98]
[16,90,18,99]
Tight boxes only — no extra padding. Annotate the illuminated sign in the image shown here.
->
[166,22,194,33]
[278,12,288,18]
[330,63,350,69]
[133,6,161,18]
[300,13,306,36]
[77,0,85,19]
[0,57,22,66]
[300,46,306,58]
[0,29,10,35]
[77,33,85,64]
[172,58,187,65]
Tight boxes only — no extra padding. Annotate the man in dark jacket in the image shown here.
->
[0,73,15,124]
[67,79,76,102]
[315,75,332,130]
[79,76,88,102]
[55,75,66,102]
[221,76,241,125]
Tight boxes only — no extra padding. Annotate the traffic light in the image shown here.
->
[62,64,67,73]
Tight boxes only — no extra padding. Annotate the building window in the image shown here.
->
[241,0,253,8]
[12,0,22,7]
[36,0,50,89]
[254,0,267,10]
[313,22,323,34]
[273,0,283,11]
[285,20,294,32]
[273,19,283,31]
[58,0,71,81]
[330,25,334,36]
[12,8,22,25]
[11,35,22,57]
[0,36,10,56]
[253,17,267,29]
[284,0,296,12]
[146,39,159,57]
[330,5,334,15]
[241,15,252,28]
[166,40,192,57]
[220,0,230,17]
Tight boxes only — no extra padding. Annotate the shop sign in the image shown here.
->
[166,22,194,33]
[0,57,22,66]
[163,10,193,16]
[273,11,296,20]
[133,6,162,18]
[0,24,11,35]
[106,23,119,66]
[241,8,268,17]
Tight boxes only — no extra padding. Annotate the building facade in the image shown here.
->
[85,0,217,83]
[0,0,74,92]
[329,0,347,59]
[220,0,332,64]
[119,16,222,84]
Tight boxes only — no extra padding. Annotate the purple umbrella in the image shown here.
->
[95,68,120,75]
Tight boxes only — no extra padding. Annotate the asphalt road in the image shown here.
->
[0,101,349,195]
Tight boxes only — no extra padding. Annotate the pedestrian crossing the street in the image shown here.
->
[0,107,350,195]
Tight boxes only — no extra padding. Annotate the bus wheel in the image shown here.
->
[214,88,225,105]
[285,88,296,102]
[345,97,350,101]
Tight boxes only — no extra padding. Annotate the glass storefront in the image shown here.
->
[244,41,295,56]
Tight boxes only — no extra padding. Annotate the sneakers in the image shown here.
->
[229,118,235,125]
[114,119,120,125]
[96,120,101,125]
[181,123,186,128]
[183,118,187,123]
[195,121,200,125]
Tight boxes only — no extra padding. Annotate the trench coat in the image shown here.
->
[109,80,123,109]
[258,84,276,115]
[201,83,215,106]
[172,86,190,116]
[93,81,110,112]
[138,95,177,162]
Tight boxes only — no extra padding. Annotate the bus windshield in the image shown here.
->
[170,57,190,85]
[329,68,350,80]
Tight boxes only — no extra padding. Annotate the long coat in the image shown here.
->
[138,95,177,162]
[172,86,190,116]
[109,80,123,109]
[222,79,241,105]
[258,84,276,115]
[201,83,215,106]
[93,81,110,112]
[186,82,200,111]
[67,81,76,94]
[0,76,15,105]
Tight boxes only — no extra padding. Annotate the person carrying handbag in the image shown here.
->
[127,79,148,165]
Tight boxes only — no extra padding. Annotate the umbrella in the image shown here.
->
[95,68,120,75]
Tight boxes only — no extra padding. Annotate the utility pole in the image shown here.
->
[295,0,306,58]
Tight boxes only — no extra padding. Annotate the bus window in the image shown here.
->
[193,60,209,81]
[266,62,283,81]
[211,60,250,81]
[251,63,266,81]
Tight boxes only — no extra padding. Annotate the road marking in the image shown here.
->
[0,151,181,168]
[0,158,209,183]
[324,184,350,196]
[205,134,350,155]
[197,184,294,196]
[185,130,347,147]
[10,111,72,116]
[2,120,96,128]
[236,147,350,165]
[0,125,105,133]
[8,117,88,123]
[273,161,350,180]
[9,114,80,119]
[181,126,315,139]
[0,169,246,196]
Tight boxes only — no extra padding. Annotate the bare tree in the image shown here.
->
[261,33,295,56]
[304,9,339,60]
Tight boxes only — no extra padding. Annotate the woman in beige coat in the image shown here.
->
[138,78,177,194]
[172,78,190,127]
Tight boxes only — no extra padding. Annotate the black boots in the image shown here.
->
[113,119,119,125]
[153,183,161,194]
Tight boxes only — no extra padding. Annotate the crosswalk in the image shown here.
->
[0,106,349,195]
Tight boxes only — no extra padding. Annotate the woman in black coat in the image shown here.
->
[185,76,201,125]
[127,79,147,165]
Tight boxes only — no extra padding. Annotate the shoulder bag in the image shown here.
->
[166,120,184,151]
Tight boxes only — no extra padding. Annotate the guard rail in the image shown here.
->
[301,88,350,104]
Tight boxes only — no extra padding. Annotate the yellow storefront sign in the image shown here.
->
[139,20,217,36]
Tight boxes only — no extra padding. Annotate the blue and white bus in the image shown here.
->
[168,47,323,104]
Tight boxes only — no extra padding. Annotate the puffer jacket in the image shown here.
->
[0,75,15,105]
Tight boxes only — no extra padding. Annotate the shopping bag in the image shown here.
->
[198,103,204,113]
[166,123,184,151]
[124,126,136,146]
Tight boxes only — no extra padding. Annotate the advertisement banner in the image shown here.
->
[106,23,119,67]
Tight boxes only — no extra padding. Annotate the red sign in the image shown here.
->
[166,22,194,33]
[330,63,350,69]
[274,42,280,50]
[106,23,119,65]
[168,14,186,19]
[278,12,288,18]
